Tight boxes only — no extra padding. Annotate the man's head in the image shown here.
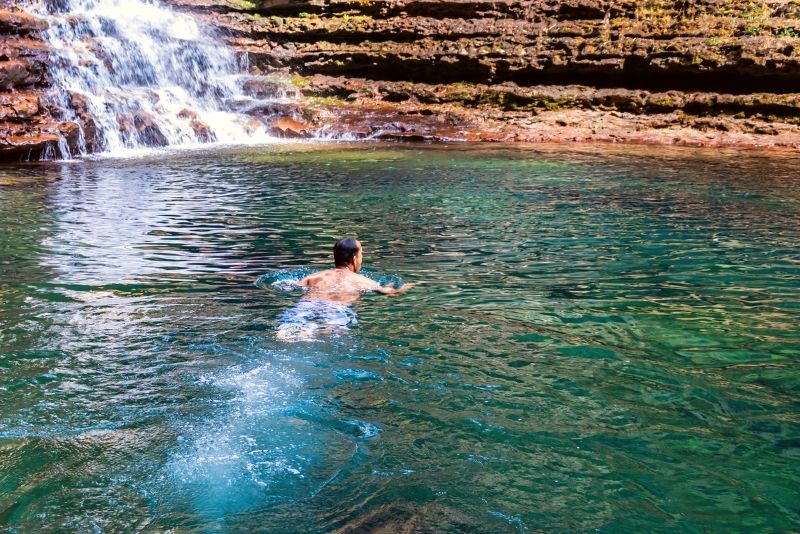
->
[334,237,363,271]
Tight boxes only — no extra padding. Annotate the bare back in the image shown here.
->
[300,268,381,304]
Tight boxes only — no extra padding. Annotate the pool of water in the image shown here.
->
[0,144,798,532]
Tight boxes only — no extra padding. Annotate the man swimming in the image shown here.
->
[276,237,413,341]
[299,237,414,305]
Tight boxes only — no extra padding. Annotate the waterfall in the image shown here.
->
[28,0,276,157]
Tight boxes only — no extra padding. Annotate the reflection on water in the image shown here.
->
[0,144,799,532]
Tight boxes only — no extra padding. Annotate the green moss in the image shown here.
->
[444,91,472,103]
[718,1,772,36]
[332,11,372,23]
[634,1,698,23]
[307,96,349,106]
[228,0,258,10]
[300,107,317,121]
[477,91,501,106]
[290,75,310,87]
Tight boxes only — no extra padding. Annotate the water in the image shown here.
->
[26,0,277,158]
[0,144,798,532]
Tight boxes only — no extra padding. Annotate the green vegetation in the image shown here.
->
[719,1,773,36]
[228,0,258,10]
[289,75,310,87]
[332,11,372,23]
[634,1,793,39]
[739,2,771,35]
[307,95,349,107]
[634,0,699,23]
[776,26,799,37]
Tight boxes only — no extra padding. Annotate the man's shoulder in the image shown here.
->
[301,269,334,285]
[351,273,380,288]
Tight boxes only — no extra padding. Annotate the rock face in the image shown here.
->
[167,0,800,146]
[2,0,800,159]
[0,7,80,160]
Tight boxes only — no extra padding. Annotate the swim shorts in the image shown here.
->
[276,299,357,341]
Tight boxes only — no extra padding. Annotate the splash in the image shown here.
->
[27,0,278,157]
[255,269,406,293]
[255,269,314,292]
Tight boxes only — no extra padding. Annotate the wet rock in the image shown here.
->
[0,126,68,161]
[243,117,263,134]
[117,112,169,147]
[244,100,304,118]
[0,10,48,34]
[175,108,216,141]
[269,116,312,137]
[4,1,800,159]
[66,92,101,152]
[0,60,41,89]
[178,108,199,120]
[190,118,216,142]
[58,120,82,149]
[0,93,39,120]
[241,77,285,98]
[133,113,169,146]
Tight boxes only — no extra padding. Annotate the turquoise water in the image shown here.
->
[0,144,798,532]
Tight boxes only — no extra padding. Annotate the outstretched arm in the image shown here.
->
[374,282,415,297]
[355,274,414,297]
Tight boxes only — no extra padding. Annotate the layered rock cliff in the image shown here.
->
[2,0,800,159]
[170,0,800,144]
[0,7,81,160]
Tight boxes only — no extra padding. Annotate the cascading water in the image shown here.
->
[27,0,277,157]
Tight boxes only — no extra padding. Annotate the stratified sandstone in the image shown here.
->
[0,7,80,160]
[2,1,800,159]
[167,0,800,146]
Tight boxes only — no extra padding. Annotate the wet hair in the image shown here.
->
[334,237,360,267]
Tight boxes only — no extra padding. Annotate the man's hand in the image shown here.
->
[377,282,415,297]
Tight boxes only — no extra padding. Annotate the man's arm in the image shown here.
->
[375,283,415,297]
[354,274,414,296]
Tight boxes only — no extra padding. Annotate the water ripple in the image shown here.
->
[0,144,798,531]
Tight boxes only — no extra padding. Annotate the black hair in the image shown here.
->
[334,237,360,267]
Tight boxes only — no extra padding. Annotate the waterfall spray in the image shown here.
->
[28,0,275,158]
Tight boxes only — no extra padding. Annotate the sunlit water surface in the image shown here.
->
[0,144,798,532]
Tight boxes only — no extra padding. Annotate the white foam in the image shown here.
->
[28,0,278,158]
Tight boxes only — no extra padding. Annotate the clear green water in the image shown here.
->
[0,144,798,533]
